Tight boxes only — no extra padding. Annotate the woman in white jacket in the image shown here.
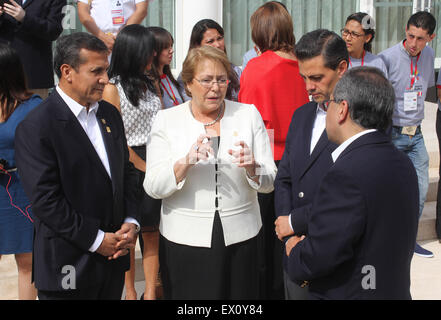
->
[144,45,276,299]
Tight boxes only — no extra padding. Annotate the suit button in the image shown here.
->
[298,192,304,198]
[300,280,309,288]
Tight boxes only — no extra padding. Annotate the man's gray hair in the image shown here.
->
[333,66,395,132]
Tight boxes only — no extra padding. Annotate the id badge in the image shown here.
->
[111,0,125,25]
[403,90,418,112]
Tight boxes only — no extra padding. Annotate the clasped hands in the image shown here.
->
[274,216,305,256]
[96,223,137,260]
[0,0,26,22]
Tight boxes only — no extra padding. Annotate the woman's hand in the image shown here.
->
[174,134,213,184]
[228,141,260,181]
[187,134,214,165]
[3,0,26,22]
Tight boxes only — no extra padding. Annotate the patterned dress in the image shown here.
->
[109,77,162,227]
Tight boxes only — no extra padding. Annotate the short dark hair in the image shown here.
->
[333,66,395,132]
[189,19,224,50]
[295,29,348,70]
[407,11,436,35]
[109,24,156,107]
[250,1,295,53]
[53,32,108,78]
[345,12,376,52]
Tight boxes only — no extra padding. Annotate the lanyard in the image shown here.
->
[160,75,179,106]
[410,53,421,89]
[403,41,421,89]
[349,50,365,68]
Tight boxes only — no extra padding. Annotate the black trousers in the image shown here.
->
[37,262,125,300]
[436,109,441,239]
[159,211,263,300]
[257,160,284,300]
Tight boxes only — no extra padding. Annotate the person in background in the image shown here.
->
[144,45,276,299]
[0,0,66,99]
[341,12,387,77]
[0,43,41,300]
[379,11,436,258]
[187,19,241,101]
[77,0,148,52]
[238,1,309,300]
[148,26,189,109]
[103,24,162,300]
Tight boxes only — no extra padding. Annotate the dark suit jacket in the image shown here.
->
[0,0,65,89]
[287,131,419,299]
[275,102,337,238]
[15,90,139,291]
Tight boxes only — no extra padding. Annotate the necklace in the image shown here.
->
[190,101,224,126]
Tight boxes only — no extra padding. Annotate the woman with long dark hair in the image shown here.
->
[341,12,388,76]
[148,26,189,108]
[0,43,41,300]
[102,24,162,300]
[187,19,241,101]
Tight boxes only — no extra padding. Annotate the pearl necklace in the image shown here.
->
[190,101,224,127]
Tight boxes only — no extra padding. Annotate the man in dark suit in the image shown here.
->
[274,29,348,300]
[285,66,419,299]
[0,0,66,98]
[15,32,139,300]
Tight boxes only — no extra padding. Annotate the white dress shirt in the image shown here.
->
[331,129,377,163]
[56,86,139,252]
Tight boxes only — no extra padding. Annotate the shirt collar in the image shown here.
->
[331,129,377,163]
[316,103,327,115]
[56,86,99,118]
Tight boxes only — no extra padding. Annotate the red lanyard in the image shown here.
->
[404,41,421,89]
[160,75,179,106]
[349,50,365,68]
[410,53,421,89]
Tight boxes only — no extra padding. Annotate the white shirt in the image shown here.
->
[78,0,146,35]
[310,104,327,154]
[56,86,139,252]
[331,129,377,163]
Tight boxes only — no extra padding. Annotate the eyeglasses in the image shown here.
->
[341,28,365,39]
[194,78,230,89]
[322,99,340,111]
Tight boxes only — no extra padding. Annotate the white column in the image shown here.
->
[359,0,376,20]
[175,0,223,74]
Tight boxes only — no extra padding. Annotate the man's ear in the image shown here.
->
[60,64,74,83]
[429,33,436,42]
[337,60,348,79]
[338,100,350,124]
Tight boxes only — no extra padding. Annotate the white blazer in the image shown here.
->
[144,100,277,247]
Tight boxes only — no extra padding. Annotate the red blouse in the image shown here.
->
[238,50,309,160]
